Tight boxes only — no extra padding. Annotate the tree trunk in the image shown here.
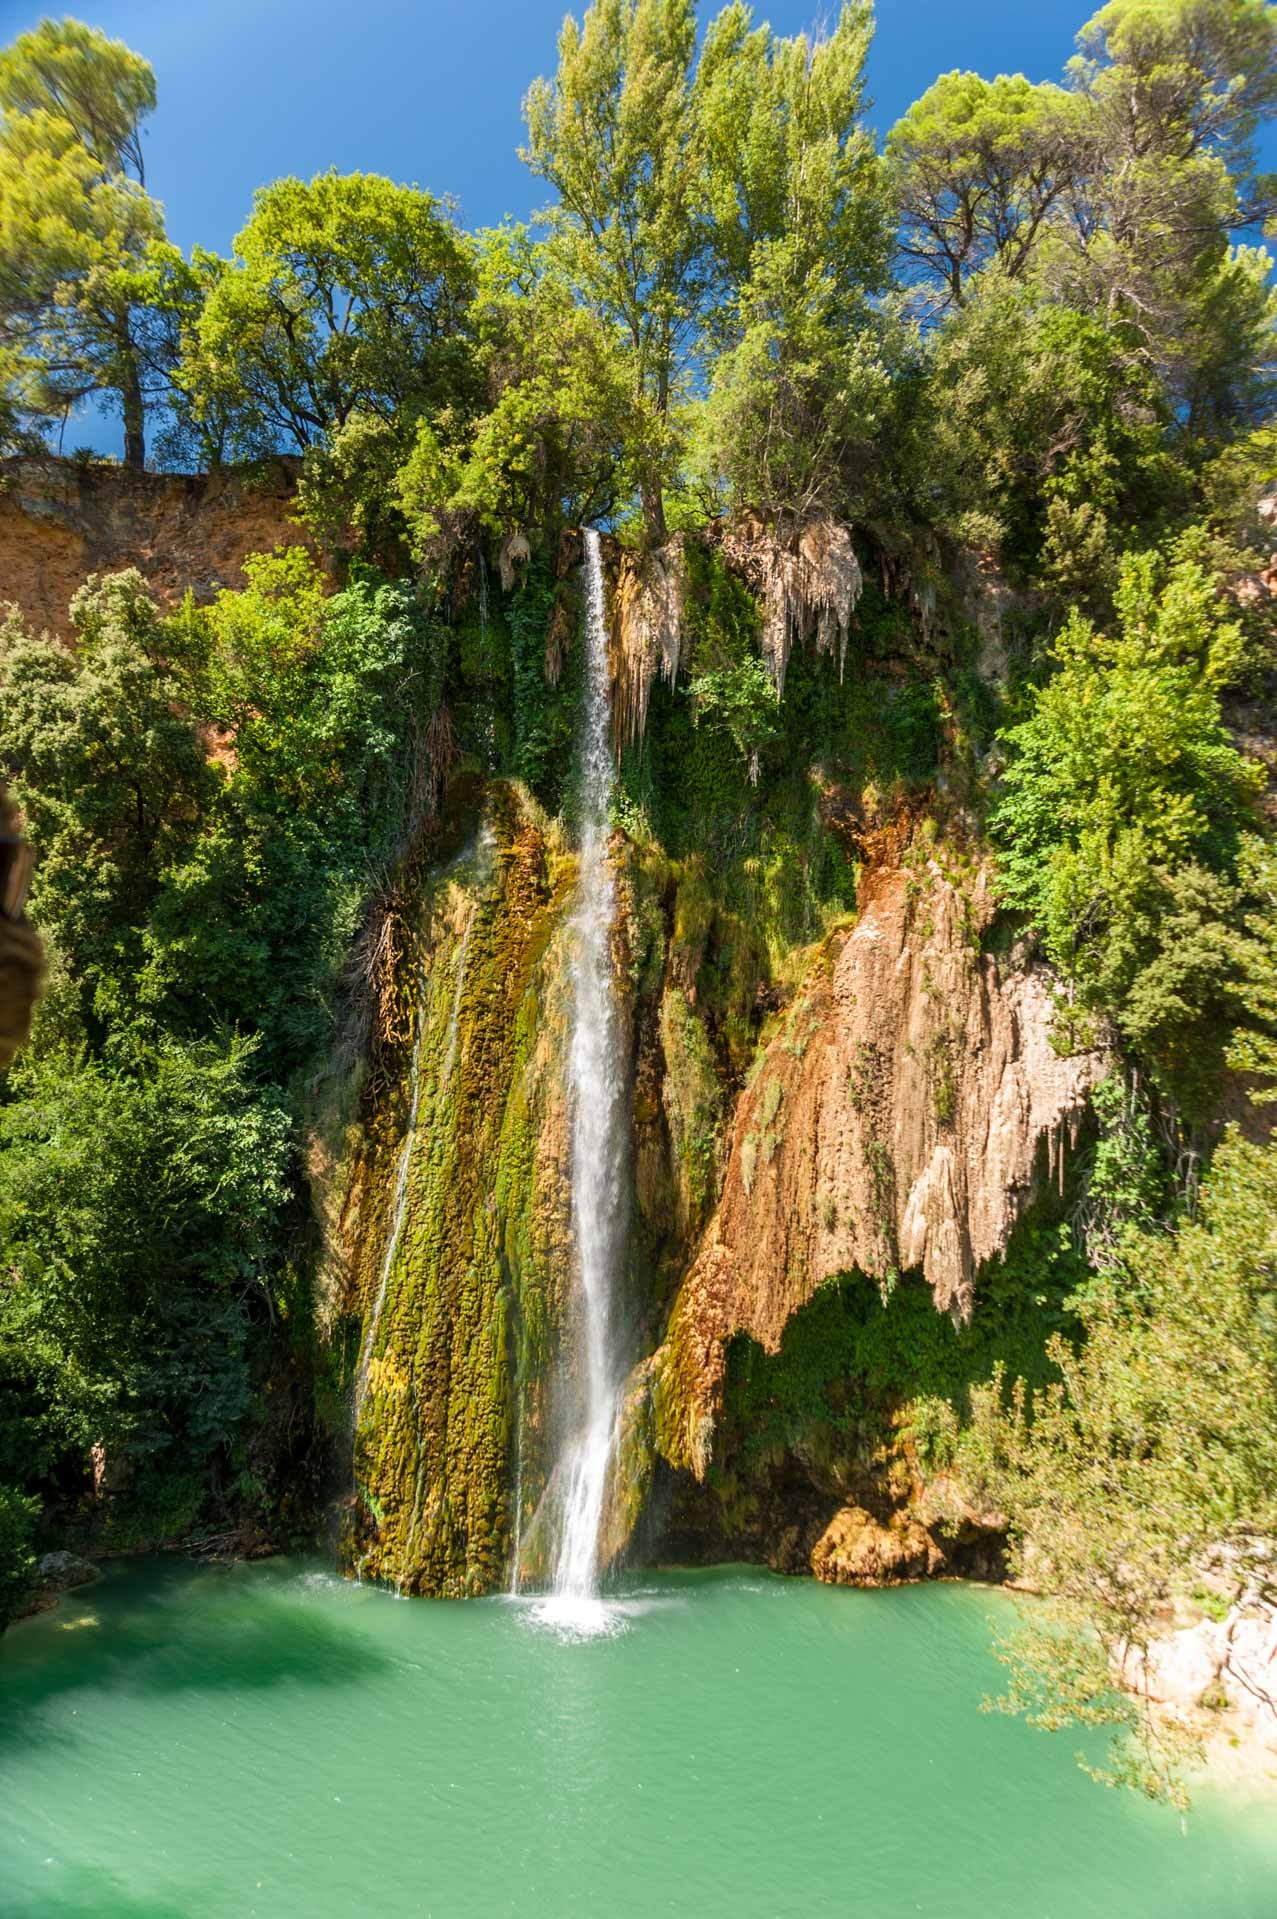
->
[120,330,145,472]
[640,475,667,546]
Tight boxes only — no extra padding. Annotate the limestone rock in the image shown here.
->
[719,516,862,692]
[656,851,1103,1477]
[0,454,311,640]
[16,1549,101,1620]
[1131,1600,1277,1752]
[811,1506,944,1586]
[610,538,686,748]
[35,1550,99,1591]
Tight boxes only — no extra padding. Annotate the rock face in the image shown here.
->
[717,515,863,692]
[0,455,310,639]
[811,1505,944,1586]
[16,1550,100,1620]
[326,787,579,1597]
[656,849,1103,1477]
[1131,1600,1277,1757]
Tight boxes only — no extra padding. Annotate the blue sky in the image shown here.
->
[0,0,1091,254]
[0,0,1257,456]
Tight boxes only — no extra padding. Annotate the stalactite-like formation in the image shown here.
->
[610,537,686,751]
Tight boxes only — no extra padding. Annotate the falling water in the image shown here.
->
[352,968,428,1429]
[536,527,630,1634]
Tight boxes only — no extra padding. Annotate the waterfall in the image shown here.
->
[352,967,428,1428]
[535,527,630,1633]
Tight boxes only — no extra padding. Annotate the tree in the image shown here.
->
[396,224,635,556]
[967,1129,1277,1803]
[890,4,1277,435]
[0,573,215,1029]
[991,545,1262,1103]
[911,283,1176,572]
[1047,0,1277,421]
[0,16,153,183]
[692,1,893,521]
[181,171,476,457]
[0,1036,292,1550]
[522,0,706,539]
[0,17,178,467]
[524,0,893,536]
[887,70,1074,312]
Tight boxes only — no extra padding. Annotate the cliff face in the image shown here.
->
[21,479,1096,1598]
[304,524,1108,1598]
[317,786,579,1597]
[0,456,309,638]
[653,844,1102,1482]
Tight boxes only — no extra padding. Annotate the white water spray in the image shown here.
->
[535,528,630,1634]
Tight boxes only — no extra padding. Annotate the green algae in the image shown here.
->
[342,785,578,1594]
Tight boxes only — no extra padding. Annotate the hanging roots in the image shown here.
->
[498,531,532,592]
[610,537,686,750]
[721,517,863,694]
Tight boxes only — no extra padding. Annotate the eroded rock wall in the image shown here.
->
[0,455,311,639]
[654,845,1103,1480]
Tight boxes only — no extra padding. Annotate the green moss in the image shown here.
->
[713,1200,1089,1482]
[507,558,581,813]
[345,785,577,1596]
[658,983,725,1234]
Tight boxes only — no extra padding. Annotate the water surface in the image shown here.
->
[2,1559,1274,1917]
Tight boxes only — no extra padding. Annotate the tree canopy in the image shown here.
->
[0,2,1276,1811]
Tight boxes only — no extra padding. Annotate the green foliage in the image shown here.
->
[523,1,894,535]
[718,1203,1087,1471]
[0,1037,292,1540]
[1225,832,1277,1098]
[0,574,216,1030]
[0,555,447,1558]
[398,225,635,555]
[991,545,1261,1102]
[522,0,703,538]
[0,17,182,466]
[887,69,1074,311]
[181,170,477,550]
[968,1129,1277,1802]
[0,1481,37,1628]
[502,553,581,813]
[692,2,892,520]
[1077,1074,1168,1265]
[893,1,1277,441]
[914,286,1178,570]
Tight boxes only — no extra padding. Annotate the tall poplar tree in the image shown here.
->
[522,0,706,540]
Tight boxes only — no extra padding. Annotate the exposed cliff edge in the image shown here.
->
[0,455,309,638]
[653,844,1103,1481]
